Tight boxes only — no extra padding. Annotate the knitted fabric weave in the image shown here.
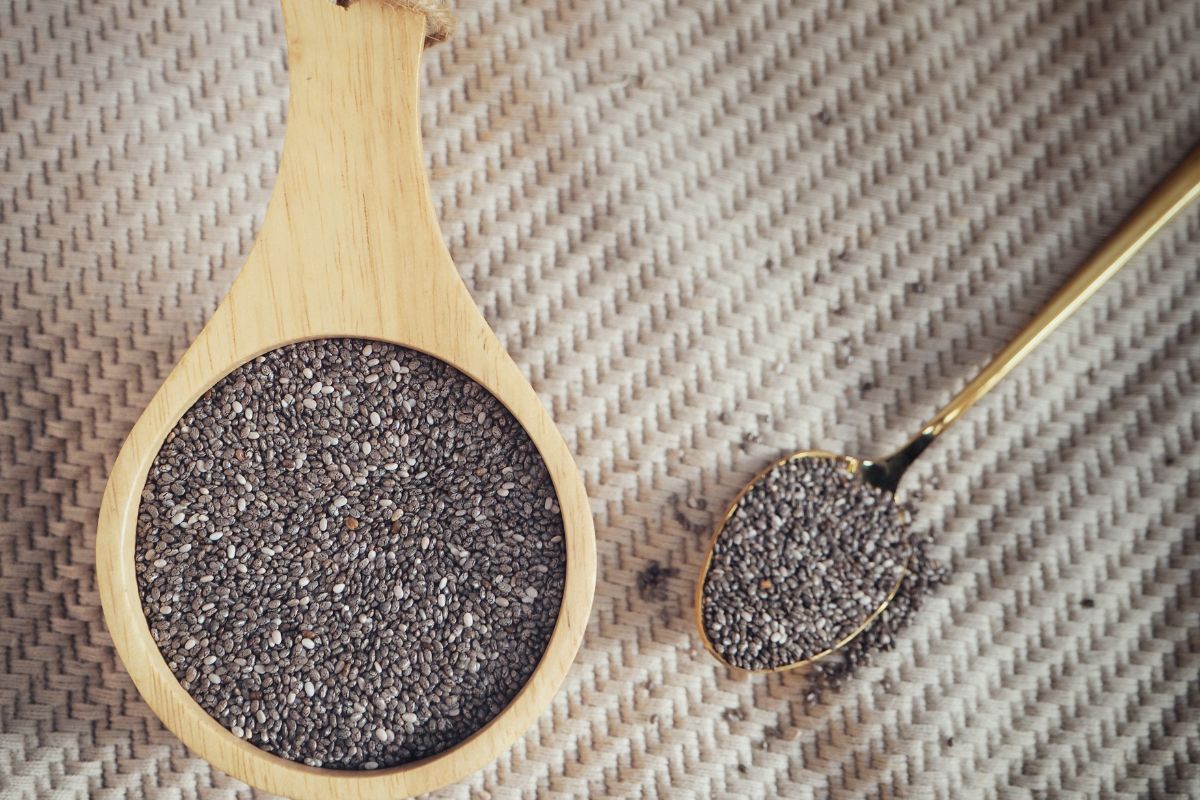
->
[1,0,1198,797]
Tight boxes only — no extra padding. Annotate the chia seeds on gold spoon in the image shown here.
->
[700,456,918,671]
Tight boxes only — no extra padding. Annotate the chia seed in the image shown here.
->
[135,338,567,769]
[805,532,944,694]
[701,456,940,672]
[636,560,678,602]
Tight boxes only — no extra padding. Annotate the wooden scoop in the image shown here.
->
[95,2,596,798]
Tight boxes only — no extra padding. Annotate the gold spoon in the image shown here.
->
[696,145,1200,675]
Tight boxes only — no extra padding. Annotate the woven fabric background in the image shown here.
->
[2,0,1199,797]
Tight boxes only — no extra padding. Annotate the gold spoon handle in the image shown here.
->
[864,145,1200,492]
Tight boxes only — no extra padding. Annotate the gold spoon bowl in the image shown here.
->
[695,449,910,675]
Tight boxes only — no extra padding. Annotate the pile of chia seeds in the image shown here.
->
[701,456,941,672]
[805,535,943,692]
[136,339,566,769]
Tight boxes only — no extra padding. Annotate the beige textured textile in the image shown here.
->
[2,0,1199,797]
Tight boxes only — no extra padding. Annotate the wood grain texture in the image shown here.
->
[94,2,596,798]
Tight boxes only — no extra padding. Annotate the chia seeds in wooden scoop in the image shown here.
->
[136,338,566,769]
